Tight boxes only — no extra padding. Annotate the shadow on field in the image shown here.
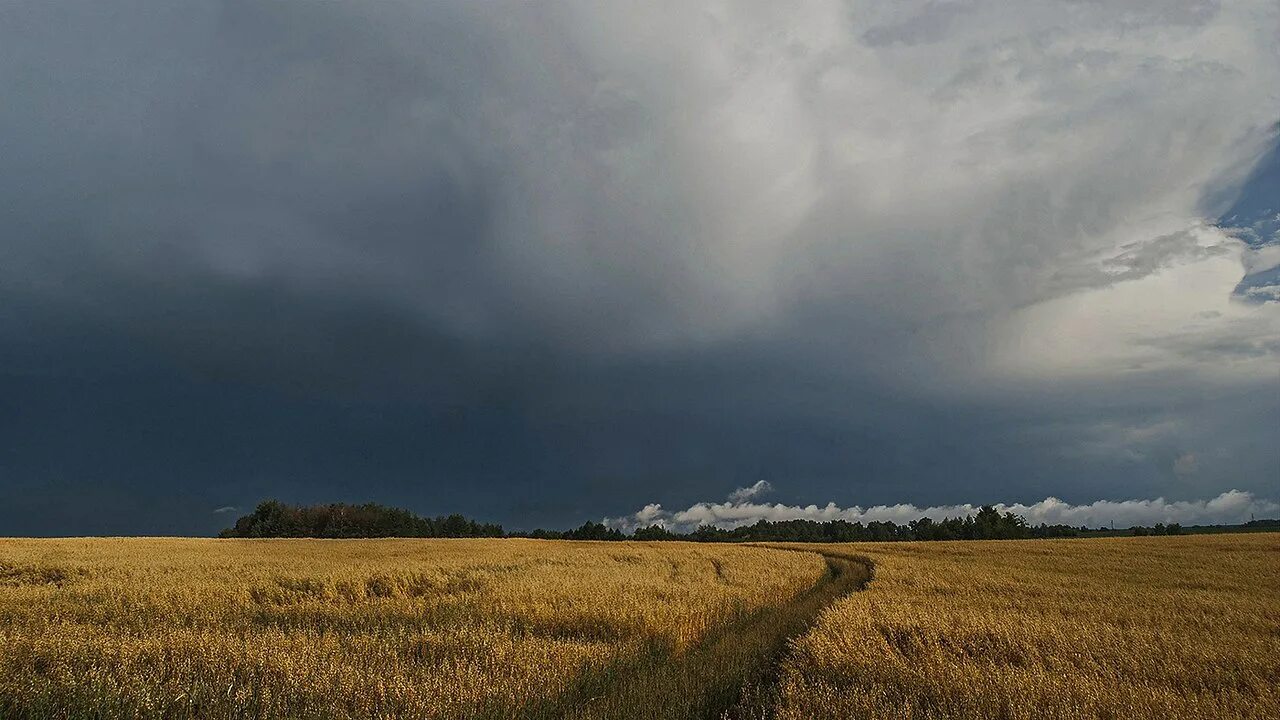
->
[518,553,873,720]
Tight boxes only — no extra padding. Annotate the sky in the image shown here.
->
[1,0,1277,536]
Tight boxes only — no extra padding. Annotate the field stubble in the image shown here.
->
[2,533,1276,720]
[0,538,826,719]
[771,533,1280,720]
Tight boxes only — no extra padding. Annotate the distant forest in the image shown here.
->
[523,507,1092,542]
[219,501,504,539]
[219,500,1220,542]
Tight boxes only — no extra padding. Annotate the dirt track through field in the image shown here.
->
[527,550,873,720]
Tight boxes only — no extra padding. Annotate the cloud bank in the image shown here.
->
[606,486,1280,533]
[0,1,1277,533]
[3,1,1277,380]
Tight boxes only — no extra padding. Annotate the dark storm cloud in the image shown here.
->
[1,1,1277,534]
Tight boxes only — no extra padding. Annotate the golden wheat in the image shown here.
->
[771,533,1280,720]
[5,534,1274,719]
[0,538,824,719]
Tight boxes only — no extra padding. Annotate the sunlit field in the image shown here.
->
[0,539,827,719]
[1,534,1276,719]
[772,534,1280,720]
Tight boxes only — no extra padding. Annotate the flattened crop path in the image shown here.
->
[527,548,873,720]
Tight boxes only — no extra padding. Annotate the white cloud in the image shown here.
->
[727,480,773,504]
[606,488,1279,533]
[212,506,239,515]
[988,223,1280,385]
[1242,242,1280,277]
[1245,285,1280,302]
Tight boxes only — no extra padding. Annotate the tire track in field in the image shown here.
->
[722,546,877,720]
[523,548,873,720]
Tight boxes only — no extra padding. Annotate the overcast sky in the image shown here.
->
[2,0,1277,535]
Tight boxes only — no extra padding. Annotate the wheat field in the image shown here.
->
[0,538,826,719]
[1,534,1277,719]
[771,533,1280,720]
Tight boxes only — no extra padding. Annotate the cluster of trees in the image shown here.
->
[1131,523,1183,536]
[515,506,1083,543]
[516,521,627,541]
[218,501,503,538]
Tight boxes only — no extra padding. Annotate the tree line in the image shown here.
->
[220,500,1218,543]
[1130,523,1182,536]
[218,500,504,538]
[514,506,1084,542]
